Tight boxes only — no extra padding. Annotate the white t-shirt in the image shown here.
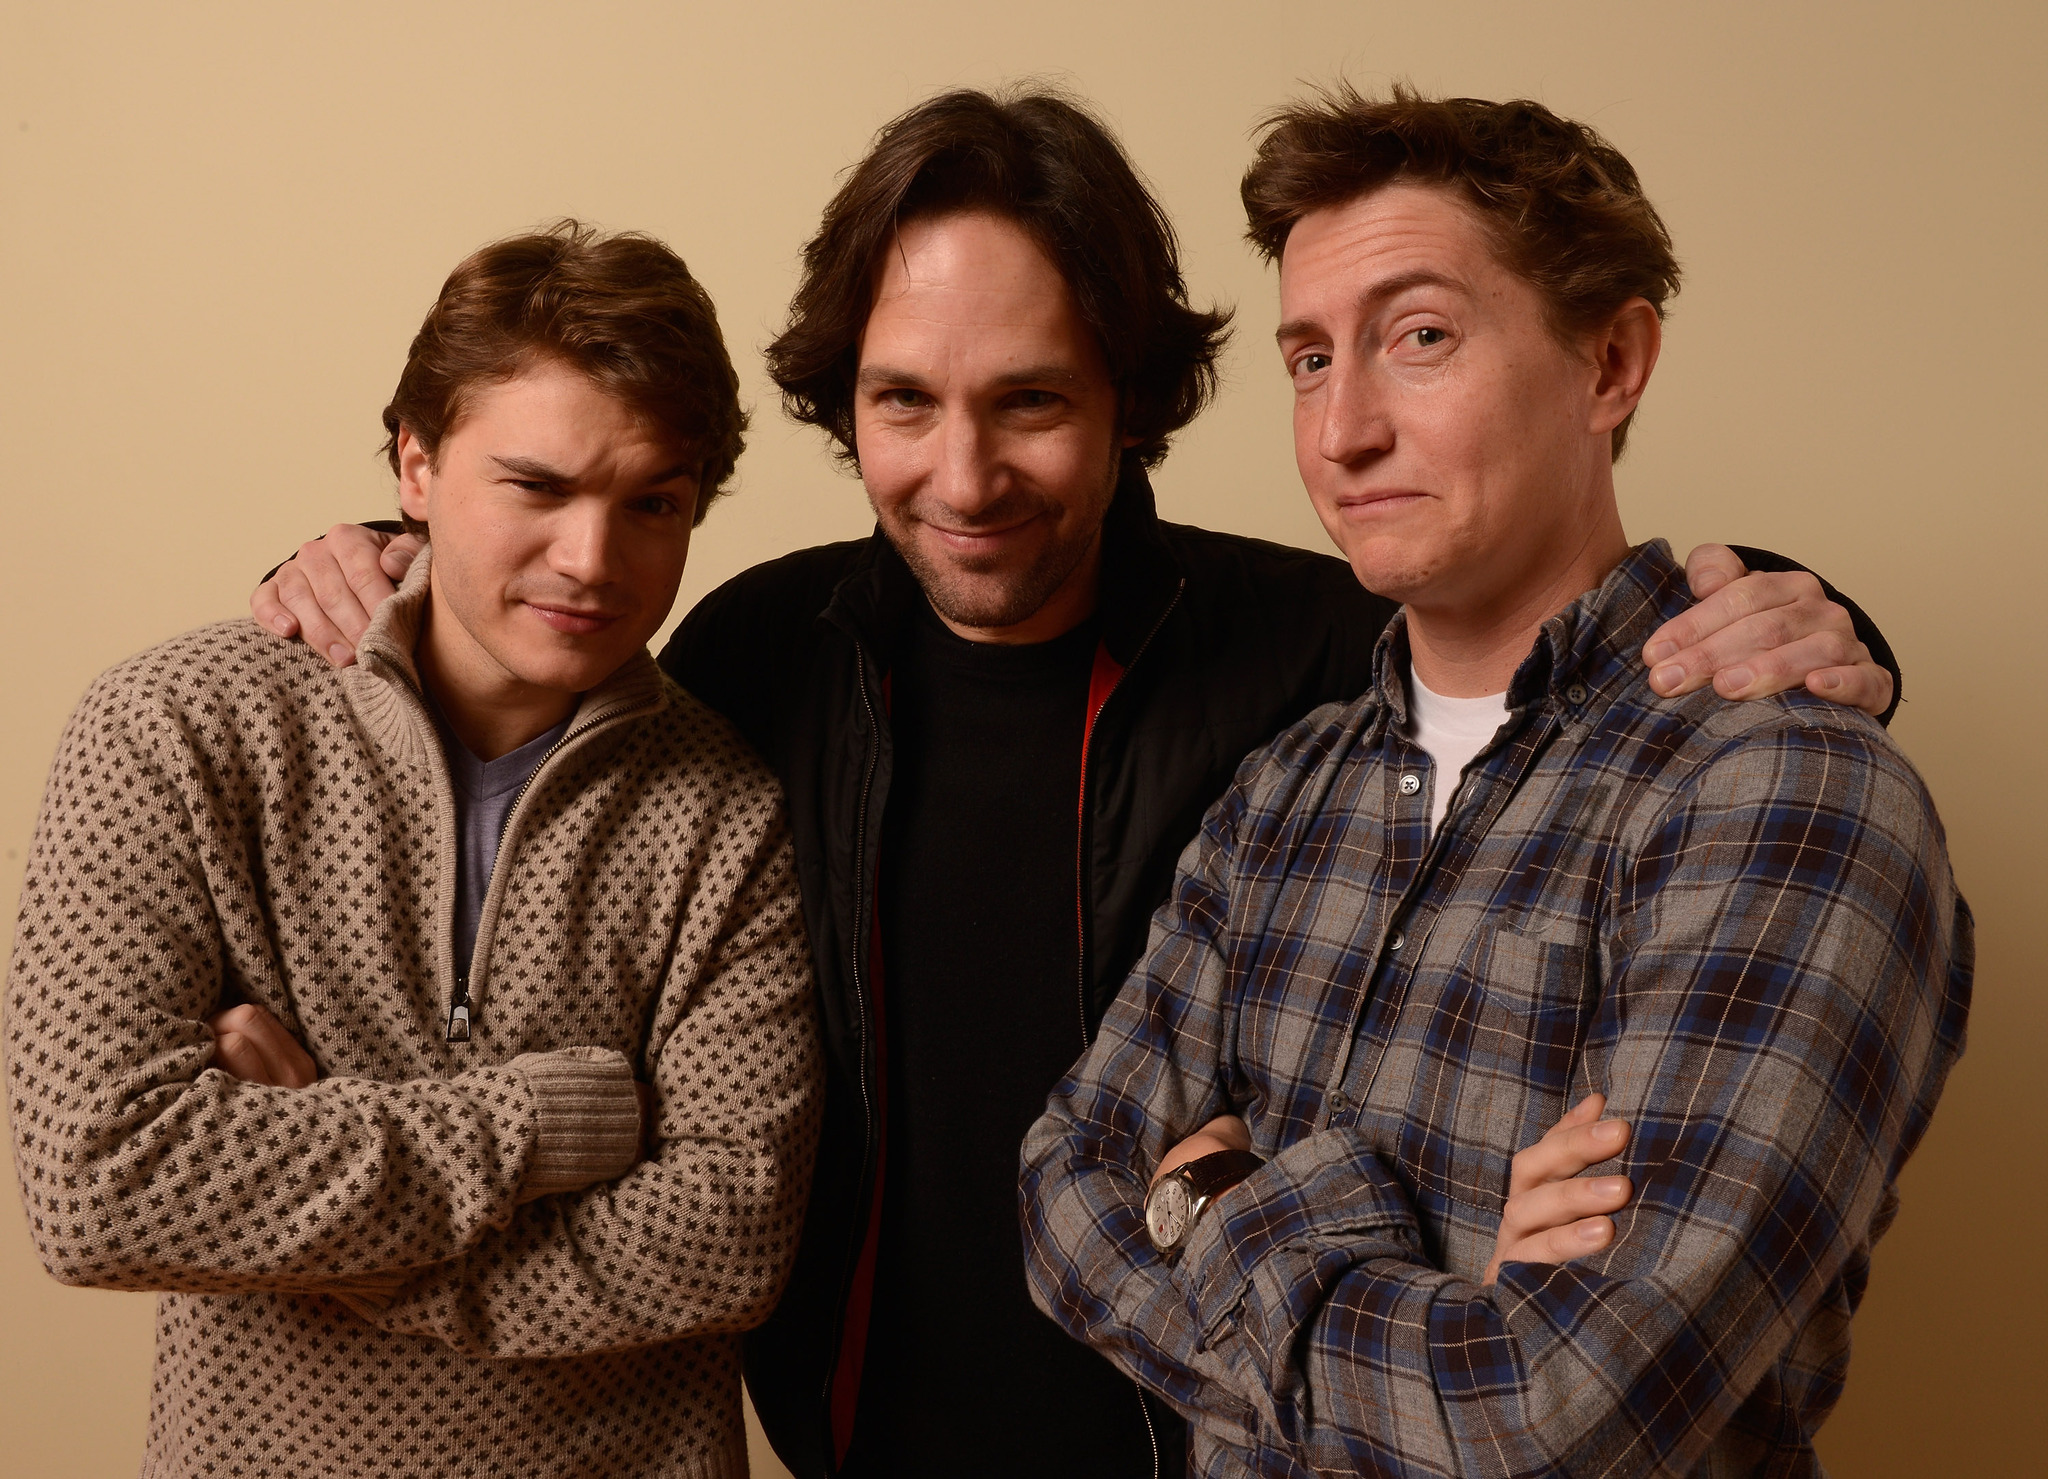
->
[1404,666,1510,836]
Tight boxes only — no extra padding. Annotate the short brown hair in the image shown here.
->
[1242,84,1680,458]
[767,87,1231,471]
[382,219,746,527]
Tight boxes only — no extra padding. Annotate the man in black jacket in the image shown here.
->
[253,89,1898,1479]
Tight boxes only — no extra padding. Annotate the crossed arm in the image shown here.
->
[252,525,1898,717]
[6,674,820,1357]
[1020,726,1967,1476]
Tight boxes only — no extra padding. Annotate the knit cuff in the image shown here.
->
[509,1047,643,1200]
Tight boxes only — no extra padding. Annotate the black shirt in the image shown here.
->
[843,602,1157,1476]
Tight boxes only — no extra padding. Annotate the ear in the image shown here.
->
[1585,298,1662,439]
[396,427,434,525]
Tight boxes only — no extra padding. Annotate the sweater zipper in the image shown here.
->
[1073,578,1184,1050]
[443,708,623,1042]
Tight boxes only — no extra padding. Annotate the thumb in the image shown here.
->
[1684,542,1745,600]
[381,533,425,582]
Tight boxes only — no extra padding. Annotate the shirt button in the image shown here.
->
[1398,772,1421,796]
[1565,683,1589,705]
[1387,930,1406,952]
[1328,1090,1349,1112]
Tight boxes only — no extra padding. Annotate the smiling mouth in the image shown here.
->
[922,514,1043,555]
[526,602,625,636]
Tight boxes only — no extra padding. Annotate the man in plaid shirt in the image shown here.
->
[1020,87,1971,1477]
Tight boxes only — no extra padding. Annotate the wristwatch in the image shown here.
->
[1144,1147,1265,1256]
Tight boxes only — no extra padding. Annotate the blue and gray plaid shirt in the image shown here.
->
[1022,541,1970,1478]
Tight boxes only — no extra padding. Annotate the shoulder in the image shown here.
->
[623,673,791,832]
[73,618,333,741]
[673,539,868,650]
[1616,679,1945,863]
[1159,521,1394,628]
[659,538,869,715]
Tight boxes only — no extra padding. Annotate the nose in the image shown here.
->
[548,498,626,589]
[929,407,1010,523]
[1315,357,1395,468]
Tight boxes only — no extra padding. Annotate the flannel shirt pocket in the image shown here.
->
[1393,914,1599,1217]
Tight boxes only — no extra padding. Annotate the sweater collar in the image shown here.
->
[819,456,1186,666]
[345,544,668,768]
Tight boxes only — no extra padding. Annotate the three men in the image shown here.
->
[255,88,1902,1478]
[6,224,821,1476]
[1021,88,1969,1476]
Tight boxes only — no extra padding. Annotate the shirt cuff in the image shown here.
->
[1180,1127,1422,1365]
[509,1047,642,1199]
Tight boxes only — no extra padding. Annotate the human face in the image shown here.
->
[1276,183,1647,623]
[397,360,697,748]
[853,211,1131,644]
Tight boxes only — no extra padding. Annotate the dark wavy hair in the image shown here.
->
[382,219,747,527]
[1242,84,1681,458]
[766,86,1232,471]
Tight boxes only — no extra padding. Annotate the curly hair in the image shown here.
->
[766,86,1232,472]
[1242,84,1681,458]
[382,219,746,527]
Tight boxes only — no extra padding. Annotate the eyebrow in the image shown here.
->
[855,362,1089,393]
[1273,268,1468,344]
[489,454,701,486]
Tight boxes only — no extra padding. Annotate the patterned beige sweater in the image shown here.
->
[5,553,821,1478]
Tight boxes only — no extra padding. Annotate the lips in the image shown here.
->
[525,602,625,636]
[1332,489,1431,514]
[921,512,1044,556]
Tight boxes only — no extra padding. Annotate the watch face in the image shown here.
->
[1146,1175,1192,1251]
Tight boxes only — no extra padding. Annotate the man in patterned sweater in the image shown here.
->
[5,222,822,1477]
[1021,90,1972,1476]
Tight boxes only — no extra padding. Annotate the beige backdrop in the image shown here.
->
[3,2,2041,1474]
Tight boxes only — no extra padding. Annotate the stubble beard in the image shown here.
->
[884,451,1120,634]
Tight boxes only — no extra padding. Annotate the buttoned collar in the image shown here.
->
[1365,539,1689,737]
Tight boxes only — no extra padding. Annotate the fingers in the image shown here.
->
[1490,1215,1619,1281]
[204,1004,316,1089]
[1704,631,1871,703]
[1644,569,1851,699]
[1508,1102,1629,1196]
[379,532,425,583]
[1806,660,1894,718]
[1682,543,1747,602]
[254,525,401,667]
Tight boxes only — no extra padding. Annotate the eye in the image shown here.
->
[1291,352,1332,377]
[1408,326,1448,348]
[1009,388,1061,410]
[882,388,928,409]
[512,480,560,496]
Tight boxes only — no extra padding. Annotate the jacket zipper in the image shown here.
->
[1073,578,1185,1050]
[821,644,885,1449]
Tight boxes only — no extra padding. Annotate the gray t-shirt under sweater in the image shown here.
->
[441,713,573,978]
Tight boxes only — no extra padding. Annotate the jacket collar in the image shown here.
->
[819,457,1186,666]
[1367,538,1689,731]
[344,544,668,769]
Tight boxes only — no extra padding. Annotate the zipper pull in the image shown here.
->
[447,975,472,1042]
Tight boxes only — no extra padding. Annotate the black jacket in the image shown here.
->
[657,470,1898,1477]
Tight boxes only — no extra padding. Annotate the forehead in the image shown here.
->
[448,361,681,464]
[1277,182,1509,319]
[860,211,1097,366]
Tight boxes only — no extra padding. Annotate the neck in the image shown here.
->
[1406,508,1631,698]
[415,595,578,762]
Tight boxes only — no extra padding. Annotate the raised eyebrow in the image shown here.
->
[1273,269,1467,346]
